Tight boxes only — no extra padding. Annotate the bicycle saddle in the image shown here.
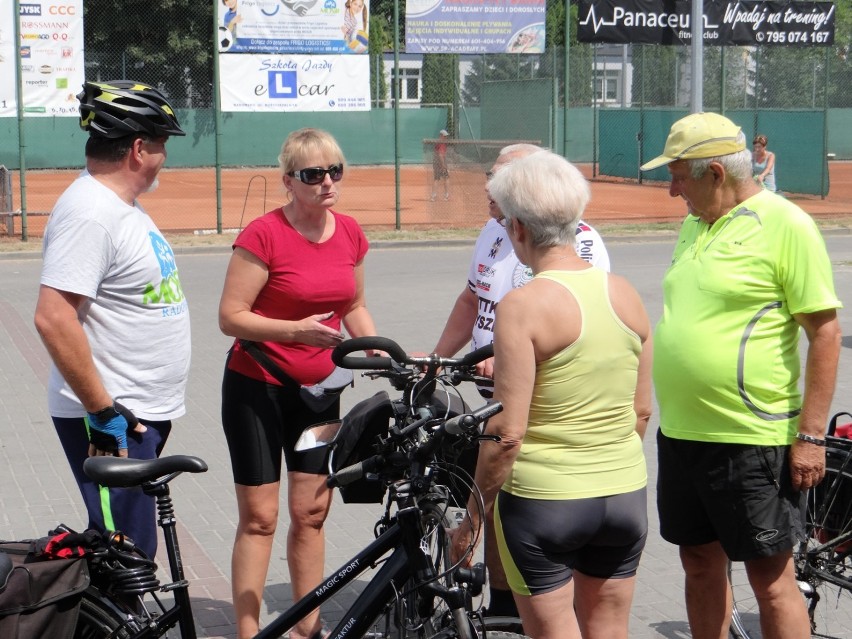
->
[83,455,208,487]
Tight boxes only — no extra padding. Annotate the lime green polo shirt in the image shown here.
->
[654,190,841,445]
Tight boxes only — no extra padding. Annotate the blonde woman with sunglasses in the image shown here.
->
[218,128,379,639]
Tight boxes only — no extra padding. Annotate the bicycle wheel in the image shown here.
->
[74,588,142,639]
[729,560,759,638]
[796,442,852,638]
[730,441,852,639]
[429,627,528,639]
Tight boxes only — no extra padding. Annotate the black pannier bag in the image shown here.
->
[330,389,477,506]
[0,540,90,639]
[332,391,395,503]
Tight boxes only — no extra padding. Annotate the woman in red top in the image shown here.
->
[219,128,378,639]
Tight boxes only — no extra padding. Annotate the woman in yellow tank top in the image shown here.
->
[450,150,653,639]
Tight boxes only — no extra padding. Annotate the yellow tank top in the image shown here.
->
[503,268,647,500]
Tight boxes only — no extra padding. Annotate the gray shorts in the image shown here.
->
[656,429,805,561]
[495,488,647,596]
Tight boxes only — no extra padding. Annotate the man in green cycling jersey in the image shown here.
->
[643,112,842,639]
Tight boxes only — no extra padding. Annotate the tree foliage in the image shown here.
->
[79,0,852,116]
[84,0,214,107]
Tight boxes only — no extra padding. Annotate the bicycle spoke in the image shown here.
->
[798,445,852,638]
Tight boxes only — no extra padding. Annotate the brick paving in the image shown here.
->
[1,235,850,638]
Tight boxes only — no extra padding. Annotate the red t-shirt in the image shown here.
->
[227,208,369,385]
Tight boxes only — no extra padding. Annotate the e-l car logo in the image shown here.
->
[269,71,297,99]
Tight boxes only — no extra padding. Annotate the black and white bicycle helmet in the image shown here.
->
[77,80,186,139]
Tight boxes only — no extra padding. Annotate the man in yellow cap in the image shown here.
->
[642,112,841,638]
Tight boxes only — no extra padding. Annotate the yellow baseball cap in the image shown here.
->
[640,112,745,171]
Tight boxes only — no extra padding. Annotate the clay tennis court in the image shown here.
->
[5,161,852,238]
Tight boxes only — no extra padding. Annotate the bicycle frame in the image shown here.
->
[108,493,468,639]
[259,507,463,639]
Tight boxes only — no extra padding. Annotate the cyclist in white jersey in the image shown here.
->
[431,143,609,619]
[435,144,610,389]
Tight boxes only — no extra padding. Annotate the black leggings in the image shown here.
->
[221,368,338,485]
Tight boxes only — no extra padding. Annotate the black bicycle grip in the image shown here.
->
[332,336,408,370]
[458,343,494,367]
[327,454,383,488]
[444,401,503,436]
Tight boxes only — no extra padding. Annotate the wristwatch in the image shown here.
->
[795,432,826,446]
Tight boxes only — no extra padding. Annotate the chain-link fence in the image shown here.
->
[3,0,851,239]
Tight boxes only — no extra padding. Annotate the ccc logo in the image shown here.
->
[49,5,76,14]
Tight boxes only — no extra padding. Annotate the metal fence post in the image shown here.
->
[0,166,13,236]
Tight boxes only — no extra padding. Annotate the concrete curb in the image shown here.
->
[2,228,849,262]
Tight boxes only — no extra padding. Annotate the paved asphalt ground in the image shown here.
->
[1,233,851,638]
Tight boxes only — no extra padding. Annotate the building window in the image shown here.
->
[594,74,619,103]
[397,68,420,102]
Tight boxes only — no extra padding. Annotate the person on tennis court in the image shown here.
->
[642,111,841,639]
[218,128,379,639]
[431,129,451,201]
[34,80,190,561]
[431,143,610,618]
[751,133,777,192]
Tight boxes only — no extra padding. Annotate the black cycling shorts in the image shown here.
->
[495,487,648,596]
[221,368,339,485]
[656,430,805,561]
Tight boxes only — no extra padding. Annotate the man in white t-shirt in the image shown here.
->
[34,80,191,560]
[432,143,610,618]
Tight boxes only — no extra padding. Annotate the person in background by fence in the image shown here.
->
[450,150,652,639]
[218,128,379,639]
[33,80,191,561]
[431,143,610,619]
[752,134,777,192]
[431,129,451,201]
[642,112,841,639]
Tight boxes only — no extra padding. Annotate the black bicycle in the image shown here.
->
[729,419,852,638]
[33,336,526,639]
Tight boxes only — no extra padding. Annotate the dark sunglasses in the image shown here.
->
[288,164,344,185]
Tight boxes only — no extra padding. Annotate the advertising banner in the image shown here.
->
[405,0,546,54]
[577,0,835,46]
[0,0,85,117]
[218,53,370,111]
[217,0,371,54]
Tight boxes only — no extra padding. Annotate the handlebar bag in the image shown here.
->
[333,391,394,503]
[0,540,89,639]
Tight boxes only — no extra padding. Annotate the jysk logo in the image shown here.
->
[20,4,41,15]
[268,71,297,99]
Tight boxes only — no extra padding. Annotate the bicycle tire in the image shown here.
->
[74,587,142,639]
[729,441,852,638]
[429,627,529,639]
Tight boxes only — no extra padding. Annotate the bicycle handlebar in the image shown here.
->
[332,336,408,369]
[332,336,494,371]
[444,401,504,436]
[326,402,503,489]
